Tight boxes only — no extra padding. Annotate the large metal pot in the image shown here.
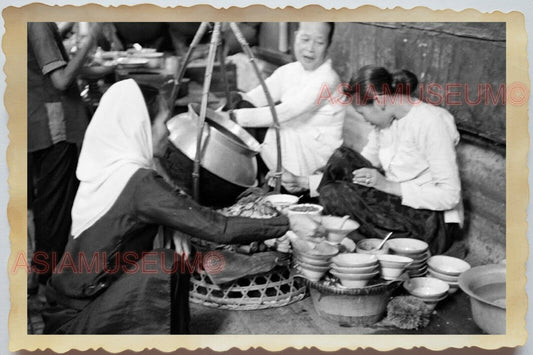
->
[163,103,260,207]
[458,263,506,334]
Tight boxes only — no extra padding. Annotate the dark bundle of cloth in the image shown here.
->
[318,146,451,255]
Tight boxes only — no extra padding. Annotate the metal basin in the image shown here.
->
[458,263,506,334]
[163,103,260,207]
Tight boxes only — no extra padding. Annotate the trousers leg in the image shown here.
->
[31,142,79,284]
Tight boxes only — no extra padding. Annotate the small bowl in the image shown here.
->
[295,254,331,267]
[428,267,460,282]
[321,216,360,243]
[377,254,413,268]
[286,203,324,216]
[263,194,300,213]
[356,238,390,255]
[298,267,327,281]
[331,263,379,274]
[335,278,372,288]
[330,253,378,268]
[297,262,330,272]
[387,238,429,255]
[380,266,407,280]
[403,277,450,299]
[330,269,379,281]
[427,255,471,277]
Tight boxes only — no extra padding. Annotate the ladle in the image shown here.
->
[375,232,393,251]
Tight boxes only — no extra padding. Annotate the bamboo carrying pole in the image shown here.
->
[178,22,283,202]
[229,22,283,193]
[192,23,222,201]
[169,22,210,114]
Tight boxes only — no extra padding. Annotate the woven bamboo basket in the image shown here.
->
[189,265,307,310]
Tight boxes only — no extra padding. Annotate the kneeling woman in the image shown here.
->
[43,79,289,334]
[318,66,463,255]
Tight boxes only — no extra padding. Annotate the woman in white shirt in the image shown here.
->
[227,22,346,185]
[318,66,463,255]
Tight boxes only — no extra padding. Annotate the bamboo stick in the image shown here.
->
[229,22,283,193]
[193,22,221,202]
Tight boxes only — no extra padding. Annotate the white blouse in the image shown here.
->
[361,101,464,225]
[234,59,346,176]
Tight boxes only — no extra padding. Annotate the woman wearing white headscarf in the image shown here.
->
[43,79,289,334]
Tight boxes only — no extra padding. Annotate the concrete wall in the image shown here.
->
[252,22,506,264]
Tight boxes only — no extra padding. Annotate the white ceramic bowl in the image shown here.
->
[380,266,406,280]
[403,277,450,299]
[387,238,429,255]
[321,216,360,243]
[298,267,327,281]
[356,238,390,255]
[428,267,460,282]
[297,262,330,272]
[330,269,379,281]
[335,278,372,288]
[263,194,300,213]
[330,253,378,268]
[331,263,379,274]
[286,203,324,216]
[377,254,413,268]
[295,254,331,267]
[427,255,471,276]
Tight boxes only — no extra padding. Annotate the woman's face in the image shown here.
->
[294,22,330,71]
[354,101,395,129]
[151,98,170,158]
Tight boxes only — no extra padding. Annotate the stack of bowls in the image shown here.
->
[427,255,471,294]
[320,215,360,244]
[292,239,338,282]
[329,253,379,288]
[403,277,450,311]
[377,254,413,280]
[387,238,430,277]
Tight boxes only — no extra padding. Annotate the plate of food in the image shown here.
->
[116,57,149,68]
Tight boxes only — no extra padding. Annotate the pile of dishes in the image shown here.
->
[376,254,413,280]
[403,277,450,311]
[387,238,430,278]
[290,235,338,281]
[329,253,380,288]
[427,255,471,294]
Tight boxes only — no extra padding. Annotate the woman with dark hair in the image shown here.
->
[316,66,463,255]
[222,22,346,192]
[42,79,290,334]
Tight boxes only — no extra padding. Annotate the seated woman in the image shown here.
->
[295,66,463,255]
[43,79,290,334]
[224,22,346,191]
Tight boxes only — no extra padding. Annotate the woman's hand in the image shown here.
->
[171,230,191,259]
[266,170,309,193]
[352,168,401,196]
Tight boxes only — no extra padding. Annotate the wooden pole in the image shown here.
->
[193,22,221,202]
[169,22,210,114]
[229,22,282,193]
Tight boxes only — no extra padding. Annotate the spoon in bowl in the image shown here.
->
[375,232,393,251]
[338,215,351,229]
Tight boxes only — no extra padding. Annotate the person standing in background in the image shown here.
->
[27,22,101,289]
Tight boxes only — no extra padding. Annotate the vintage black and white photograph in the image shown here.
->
[23,19,509,337]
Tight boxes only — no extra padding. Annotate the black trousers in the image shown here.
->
[29,141,79,284]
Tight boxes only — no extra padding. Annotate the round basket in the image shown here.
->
[189,265,307,310]
[302,276,405,327]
